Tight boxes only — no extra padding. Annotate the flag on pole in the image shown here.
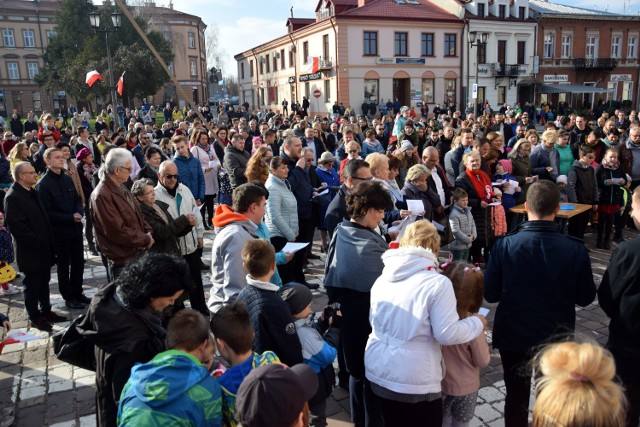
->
[85,70,102,87]
[117,71,125,96]
[307,57,319,74]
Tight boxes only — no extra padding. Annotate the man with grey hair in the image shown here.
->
[91,148,154,279]
[154,160,208,315]
[5,161,67,331]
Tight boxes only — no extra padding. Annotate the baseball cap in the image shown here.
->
[237,363,319,427]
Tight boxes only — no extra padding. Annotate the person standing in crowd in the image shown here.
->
[154,161,207,316]
[5,161,68,331]
[595,147,627,249]
[190,129,220,229]
[208,182,267,314]
[76,147,99,256]
[598,185,640,427]
[365,221,486,426]
[171,135,205,206]
[91,148,154,279]
[78,253,193,427]
[567,145,598,240]
[36,148,88,310]
[224,133,251,189]
[485,180,596,427]
[117,309,222,427]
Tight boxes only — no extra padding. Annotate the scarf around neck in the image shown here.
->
[602,157,620,170]
[466,168,493,201]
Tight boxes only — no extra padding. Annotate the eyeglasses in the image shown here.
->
[352,176,373,181]
[163,173,179,179]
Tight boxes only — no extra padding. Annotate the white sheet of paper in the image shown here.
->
[192,205,204,215]
[282,242,309,253]
[314,188,329,198]
[406,199,425,216]
[487,202,502,206]
[208,161,217,168]
[432,220,445,232]
[503,179,520,195]
[7,331,41,342]
[492,182,503,186]
[478,307,490,317]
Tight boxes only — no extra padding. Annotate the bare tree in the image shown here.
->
[205,24,226,71]
[224,75,239,97]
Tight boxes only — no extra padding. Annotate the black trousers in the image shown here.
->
[85,212,95,249]
[499,348,532,427]
[201,194,216,227]
[597,213,615,242]
[23,268,52,320]
[55,235,85,301]
[568,210,591,240]
[184,250,208,315]
[610,347,640,427]
[379,396,442,427]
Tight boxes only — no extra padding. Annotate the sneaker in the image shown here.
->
[302,281,320,290]
[30,317,53,332]
[43,311,68,323]
[0,284,21,296]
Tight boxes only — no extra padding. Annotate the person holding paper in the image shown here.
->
[190,129,221,230]
[455,151,494,264]
[401,164,440,221]
[530,129,560,182]
[492,159,521,231]
[595,147,627,249]
[508,139,534,204]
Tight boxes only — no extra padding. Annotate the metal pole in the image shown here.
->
[105,31,120,127]
[475,44,479,115]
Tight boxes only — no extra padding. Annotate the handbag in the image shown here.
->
[52,314,96,371]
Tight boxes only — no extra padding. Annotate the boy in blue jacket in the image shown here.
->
[279,284,339,427]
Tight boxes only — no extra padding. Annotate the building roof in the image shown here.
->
[286,18,316,31]
[338,0,460,21]
[529,0,616,16]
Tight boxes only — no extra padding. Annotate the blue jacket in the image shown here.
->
[118,349,222,427]
[485,221,596,352]
[173,153,205,202]
[256,222,285,288]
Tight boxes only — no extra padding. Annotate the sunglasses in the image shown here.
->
[163,174,179,179]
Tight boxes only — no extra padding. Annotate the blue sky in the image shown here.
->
[175,0,638,75]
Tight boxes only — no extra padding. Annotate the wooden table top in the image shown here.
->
[510,203,593,218]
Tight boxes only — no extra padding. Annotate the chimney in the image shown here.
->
[168,0,173,9]
[357,0,372,6]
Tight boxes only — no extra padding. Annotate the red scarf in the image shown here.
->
[466,168,493,201]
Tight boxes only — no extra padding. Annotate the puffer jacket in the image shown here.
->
[173,153,205,202]
[448,204,477,250]
[364,246,483,395]
[265,173,298,241]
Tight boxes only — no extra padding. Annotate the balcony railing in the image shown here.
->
[319,57,333,69]
[491,63,525,77]
[574,57,618,71]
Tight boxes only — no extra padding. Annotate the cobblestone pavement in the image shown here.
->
[0,225,633,427]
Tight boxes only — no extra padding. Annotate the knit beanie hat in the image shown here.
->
[278,284,313,315]
[400,140,414,153]
[76,147,92,162]
[497,159,512,174]
[556,175,568,185]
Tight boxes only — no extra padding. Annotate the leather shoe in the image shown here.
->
[307,253,321,260]
[303,281,320,290]
[44,311,69,323]
[30,317,53,332]
[200,262,210,271]
[76,294,92,304]
[65,300,86,310]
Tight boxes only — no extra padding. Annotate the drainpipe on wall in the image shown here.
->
[288,32,298,109]
[330,16,339,107]
[463,19,469,115]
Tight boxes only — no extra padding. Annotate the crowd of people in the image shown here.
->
[0,100,639,427]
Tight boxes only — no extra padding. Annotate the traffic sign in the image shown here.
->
[472,84,478,99]
[313,89,321,98]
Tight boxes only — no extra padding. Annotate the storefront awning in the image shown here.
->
[538,84,611,94]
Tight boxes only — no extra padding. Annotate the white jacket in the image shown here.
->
[364,246,483,395]
[154,183,204,256]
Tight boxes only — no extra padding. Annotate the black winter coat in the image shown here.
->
[36,169,84,239]
[595,164,626,206]
[4,183,56,272]
[455,173,492,248]
[138,200,192,255]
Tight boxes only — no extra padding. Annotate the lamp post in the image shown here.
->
[89,10,121,126]
[468,31,489,115]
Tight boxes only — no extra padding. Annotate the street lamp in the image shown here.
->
[468,31,489,114]
[89,10,121,126]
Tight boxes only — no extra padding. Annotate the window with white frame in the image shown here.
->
[46,30,56,39]
[27,62,38,79]
[586,35,598,59]
[623,81,633,101]
[23,30,35,48]
[189,59,197,76]
[7,63,19,80]
[188,32,195,49]
[561,35,572,58]
[2,29,15,47]
[628,35,638,59]
[543,34,554,59]
[611,35,622,58]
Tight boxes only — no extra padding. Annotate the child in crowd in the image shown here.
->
[0,212,19,296]
[613,174,632,243]
[567,145,598,240]
[236,239,302,367]
[556,175,569,202]
[533,341,626,427]
[491,188,507,238]
[279,284,339,427]
[448,188,476,261]
[595,147,627,249]
[210,302,280,427]
[492,159,521,231]
[441,262,490,427]
[217,168,233,206]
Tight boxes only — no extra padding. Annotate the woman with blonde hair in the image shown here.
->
[525,129,540,147]
[8,142,31,173]
[509,139,534,203]
[401,164,440,221]
[245,146,273,184]
[365,220,486,425]
[533,340,626,427]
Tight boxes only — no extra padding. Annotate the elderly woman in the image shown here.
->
[324,180,392,426]
[401,164,441,221]
[315,151,340,252]
[455,151,494,263]
[131,178,195,255]
[245,146,273,184]
[508,138,534,203]
[367,152,408,225]
[265,156,299,284]
[339,141,362,182]
[78,252,194,427]
[364,220,486,425]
